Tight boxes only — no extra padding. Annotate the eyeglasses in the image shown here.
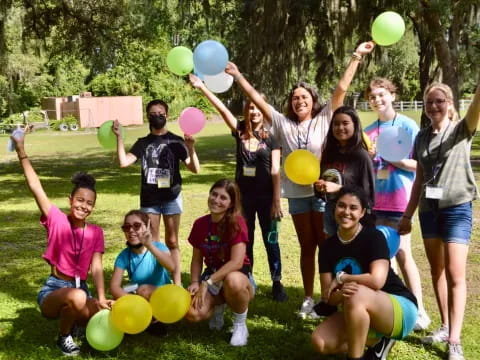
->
[121,222,143,232]
[426,99,447,106]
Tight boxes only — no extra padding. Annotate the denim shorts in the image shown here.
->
[374,210,403,226]
[200,268,257,296]
[288,196,325,215]
[140,194,183,215]
[419,202,472,244]
[37,275,91,308]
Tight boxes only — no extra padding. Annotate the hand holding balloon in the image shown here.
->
[225,61,240,78]
[189,73,205,89]
[354,41,375,57]
[398,216,412,236]
[112,119,121,137]
[184,134,196,149]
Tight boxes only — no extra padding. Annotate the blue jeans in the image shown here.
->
[242,194,282,281]
[140,193,183,215]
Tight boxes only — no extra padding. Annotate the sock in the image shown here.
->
[213,303,226,316]
[232,309,248,325]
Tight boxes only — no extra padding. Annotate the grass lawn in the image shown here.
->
[0,118,479,360]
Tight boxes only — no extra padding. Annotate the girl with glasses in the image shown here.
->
[399,81,480,360]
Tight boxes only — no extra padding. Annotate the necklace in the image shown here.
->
[337,224,363,245]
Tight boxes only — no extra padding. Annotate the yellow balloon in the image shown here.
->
[362,131,373,152]
[284,149,320,185]
[111,294,152,334]
[150,284,192,324]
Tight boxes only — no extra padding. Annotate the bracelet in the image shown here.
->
[191,280,199,284]
[18,155,28,160]
[352,52,362,61]
[336,271,345,285]
[233,73,243,81]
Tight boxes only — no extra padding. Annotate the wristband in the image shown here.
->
[352,52,362,61]
[233,73,243,81]
[336,271,345,285]
[18,155,28,160]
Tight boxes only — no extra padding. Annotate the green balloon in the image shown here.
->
[97,120,125,149]
[371,11,405,46]
[86,309,124,351]
[167,46,194,76]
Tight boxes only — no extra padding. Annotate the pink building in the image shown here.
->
[41,95,143,128]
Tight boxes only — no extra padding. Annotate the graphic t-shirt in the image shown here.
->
[114,242,171,286]
[188,214,250,271]
[130,132,188,206]
[319,226,417,306]
[233,122,279,197]
[364,114,419,212]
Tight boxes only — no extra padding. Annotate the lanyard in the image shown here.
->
[296,119,313,150]
[128,249,149,279]
[243,133,260,164]
[71,224,85,275]
[376,113,397,136]
[425,123,450,181]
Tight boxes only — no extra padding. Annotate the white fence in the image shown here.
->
[356,99,472,112]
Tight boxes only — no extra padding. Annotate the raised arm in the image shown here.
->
[225,62,273,125]
[189,74,238,131]
[183,135,200,174]
[465,81,480,134]
[331,41,375,111]
[113,120,137,168]
[12,134,51,216]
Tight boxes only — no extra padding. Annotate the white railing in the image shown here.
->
[356,99,472,112]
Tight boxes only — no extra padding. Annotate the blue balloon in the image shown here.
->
[376,126,413,162]
[193,40,229,76]
[376,225,400,258]
[194,65,205,80]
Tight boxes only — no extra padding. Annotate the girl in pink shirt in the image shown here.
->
[12,133,112,356]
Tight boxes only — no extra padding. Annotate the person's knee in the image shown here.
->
[137,285,152,300]
[66,289,88,310]
[165,238,179,249]
[311,333,329,354]
[224,273,250,298]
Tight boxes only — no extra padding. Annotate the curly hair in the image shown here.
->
[70,172,96,200]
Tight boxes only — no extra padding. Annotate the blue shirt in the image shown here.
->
[114,242,171,286]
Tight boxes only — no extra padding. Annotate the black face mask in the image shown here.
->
[148,114,167,130]
[126,241,143,249]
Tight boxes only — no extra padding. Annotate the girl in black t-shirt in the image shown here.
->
[189,74,287,302]
[314,106,375,237]
[311,186,417,360]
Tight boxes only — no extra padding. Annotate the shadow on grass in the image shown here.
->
[0,133,236,204]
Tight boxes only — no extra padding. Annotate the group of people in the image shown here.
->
[11,37,480,360]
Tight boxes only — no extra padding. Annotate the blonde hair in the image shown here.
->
[423,83,460,122]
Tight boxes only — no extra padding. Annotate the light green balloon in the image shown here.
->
[86,309,124,351]
[97,120,125,149]
[167,46,194,76]
[371,11,405,46]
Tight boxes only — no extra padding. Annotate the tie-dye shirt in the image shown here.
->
[364,114,419,212]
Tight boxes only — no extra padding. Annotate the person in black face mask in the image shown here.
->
[110,210,174,300]
[113,99,201,285]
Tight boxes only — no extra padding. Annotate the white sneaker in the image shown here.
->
[448,342,465,360]
[422,324,449,344]
[208,304,225,331]
[298,297,314,319]
[230,323,248,346]
[414,309,431,331]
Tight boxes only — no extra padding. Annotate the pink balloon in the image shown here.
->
[178,107,206,135]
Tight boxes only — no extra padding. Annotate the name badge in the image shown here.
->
[243,166,256,177]
[75,274,80,289]
[426,185,443,199]
[377,169,389,180]
[157,176,170,188]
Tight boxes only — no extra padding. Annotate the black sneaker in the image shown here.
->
[71,325,85,339]
[272,281,288,302]
[364,337,395,360]
[311,300,337,318]
[57,334,80,356]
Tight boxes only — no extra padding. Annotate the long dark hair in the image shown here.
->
[321,106,367,165]
[70,172,96,201]
[209,179,242,241]
[286,82,323,121]
[240,94,269,140]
